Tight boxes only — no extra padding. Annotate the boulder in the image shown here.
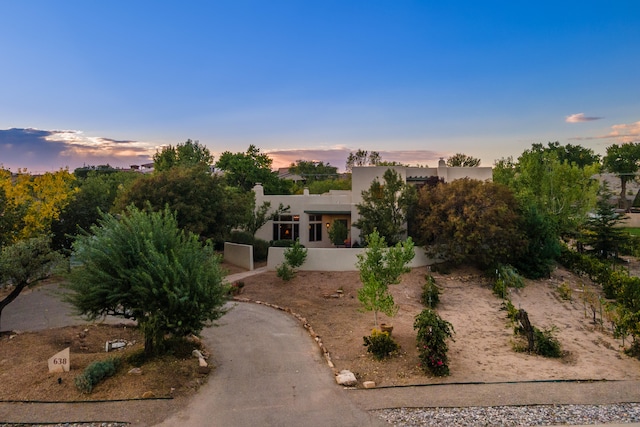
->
[335,370,357,386]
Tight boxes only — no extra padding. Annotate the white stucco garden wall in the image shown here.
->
[266,246,435,272]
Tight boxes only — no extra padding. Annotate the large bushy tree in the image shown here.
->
[52,170,141,251]
[346,149,382,172]
[216,145,288,194]
[153,139,214,172]
[65,206,228,356]
[0,169,77,241]
[115,166,251,240]
[289,160,338,182]
[353,168,416,246]
[413,178,526,269]
[494,143,599,237]
[0,236,62,330]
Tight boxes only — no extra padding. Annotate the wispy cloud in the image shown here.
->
[569,120,640,143]
[565,113,603,123]
[0,128,156,172]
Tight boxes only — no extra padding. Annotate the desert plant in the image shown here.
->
[557,282,573,301]
[420,275,440,308]
[276,239,307,281]
[414,308,455,376]
[533,326,562,358]
[75,357,121,393]
[362,328,399,360]
[276,263,295,281]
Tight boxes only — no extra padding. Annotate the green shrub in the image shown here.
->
[276,263,295,281]
[75,357,121,393]
[229,230,255,245]
[363,328,399,360]
[284,239,307,269]
[414,309,455,376]
[420,275,440,308]
[533,326,562,358]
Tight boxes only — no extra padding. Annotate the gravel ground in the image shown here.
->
[374,403,640,426]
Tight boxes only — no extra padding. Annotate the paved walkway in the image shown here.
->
[2,267,640,426]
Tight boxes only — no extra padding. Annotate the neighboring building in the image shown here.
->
[253,160,492,248]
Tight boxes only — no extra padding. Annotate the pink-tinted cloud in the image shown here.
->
[569,120,640,143]
[566,113,603,123]
[266,147,447,172]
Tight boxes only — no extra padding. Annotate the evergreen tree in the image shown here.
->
[582,184,629,259]
[65,206,228,356]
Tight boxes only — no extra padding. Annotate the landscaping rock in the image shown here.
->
[363,381,376,389]
[335,369,357,386]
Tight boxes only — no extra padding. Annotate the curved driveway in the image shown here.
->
[154,301,386,426]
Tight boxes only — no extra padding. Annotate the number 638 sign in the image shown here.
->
[48,347,70,373]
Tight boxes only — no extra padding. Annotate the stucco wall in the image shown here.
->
[267,246,435,272]
[223,242,254,271]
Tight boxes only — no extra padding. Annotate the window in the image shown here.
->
[308,214,322,242]
[272,214,300,241]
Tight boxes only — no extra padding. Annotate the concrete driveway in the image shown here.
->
[154,302,386,426]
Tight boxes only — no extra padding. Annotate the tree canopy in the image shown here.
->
[65,206,228,356]
[115,166,250,240]
[413,178,526,269]
[0,169,77,242]
[494,143,599,236]
[346,149,382,172]
[353,168,416,246]
[289,160,338,182]
[216,145,288,194]
[446,153,480,167]
[153,139,213,172]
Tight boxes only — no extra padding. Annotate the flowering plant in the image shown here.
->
[414,308,454,376]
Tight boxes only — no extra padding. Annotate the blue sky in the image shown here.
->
[1,1,638,173]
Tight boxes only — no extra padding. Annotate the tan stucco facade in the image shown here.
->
[254,163,492,248]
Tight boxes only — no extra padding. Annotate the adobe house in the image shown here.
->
[253,160,492,248]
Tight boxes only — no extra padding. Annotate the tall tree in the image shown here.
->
[153,139,213,172]
[0,169,77,241]
[357,230,414,328]
[65,206,228,356]
[216,145,286,193]
[603,142,640,212]
[52,170,141,251]
[413,178,526,269]
[353,168,416,245]
[289,160,338,182]
[446,153,481,167]
[115,167,251,240]
[543,141,600,169]
[581,184,629,259]
[0,236,62,330]
[346,149,381,172]
[494,144,599,237]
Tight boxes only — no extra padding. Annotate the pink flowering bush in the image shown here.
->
[414,308,455,376]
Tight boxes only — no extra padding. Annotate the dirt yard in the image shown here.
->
[1,263,639,403]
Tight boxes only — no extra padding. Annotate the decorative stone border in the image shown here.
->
[232,297,336,371]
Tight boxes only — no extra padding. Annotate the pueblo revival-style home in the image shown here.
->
[252,160,492,248]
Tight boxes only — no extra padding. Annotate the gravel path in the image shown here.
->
[374,403,640,426]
